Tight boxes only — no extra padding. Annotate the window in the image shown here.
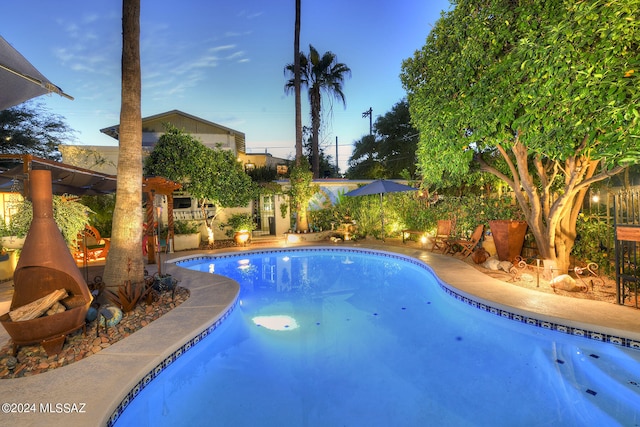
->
[173,197,192,209]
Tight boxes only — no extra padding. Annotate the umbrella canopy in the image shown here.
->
[345,179,417,240]
[0,154,117,196]
[0,36,73,110]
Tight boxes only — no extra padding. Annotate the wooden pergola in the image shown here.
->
[143,176,182,264]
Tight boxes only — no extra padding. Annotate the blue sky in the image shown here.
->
[3,0,450,173]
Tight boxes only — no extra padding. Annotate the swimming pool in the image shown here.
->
[116,248,640,426]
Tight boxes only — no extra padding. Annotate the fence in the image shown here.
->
[613,190,640,307]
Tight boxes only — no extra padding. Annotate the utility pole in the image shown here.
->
[362,107,372,135]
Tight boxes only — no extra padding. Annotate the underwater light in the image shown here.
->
[252,315,299,331]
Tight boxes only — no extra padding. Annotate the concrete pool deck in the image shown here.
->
[0,239,639,426]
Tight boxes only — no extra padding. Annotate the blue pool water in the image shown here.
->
[116,249,640,426]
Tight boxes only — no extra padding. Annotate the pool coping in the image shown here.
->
[0,241,639,426]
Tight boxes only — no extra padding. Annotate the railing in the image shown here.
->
[613,190,640,308]
[511,256,602,292]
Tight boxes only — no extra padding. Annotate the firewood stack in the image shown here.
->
[8,289,68,322]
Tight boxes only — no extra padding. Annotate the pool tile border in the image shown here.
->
[106,299,238,427]
[177,247,640,351]
[108,246,640,425]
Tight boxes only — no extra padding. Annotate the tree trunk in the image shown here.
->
[296,208,309,233]
[480,139,623,275]
[311,87,321,179]
[103,0,144,291]
[292,0,306,229]
[294,0,302,165]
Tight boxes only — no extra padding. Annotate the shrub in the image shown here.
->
[174,220,200,235]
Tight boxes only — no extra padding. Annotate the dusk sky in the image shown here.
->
[3,0,450,173]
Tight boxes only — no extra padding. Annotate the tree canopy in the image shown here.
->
[144,124,257,209]
[402,0,638,182]
[401,0,639,272]
[347,99,419,179]
[0,102,75,160]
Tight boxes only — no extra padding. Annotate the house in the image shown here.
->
[59,110,291,240]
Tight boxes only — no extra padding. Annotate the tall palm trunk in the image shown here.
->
[294,0,302,166]
[103,0,144,290]
[310,86,321,178]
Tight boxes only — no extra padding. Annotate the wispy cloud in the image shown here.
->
[210,44,236,52]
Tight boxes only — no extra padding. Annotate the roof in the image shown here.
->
[0,154,117,196]
[99,110,246,153]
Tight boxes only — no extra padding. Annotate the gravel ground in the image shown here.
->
[0,286,189,379]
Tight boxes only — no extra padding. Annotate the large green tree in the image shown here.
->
[144,124,257,242]
[347,99,419,179]
[401,0,639,273]
[0,103,74,160]
[103,0,144,290]
[286,45,351,178]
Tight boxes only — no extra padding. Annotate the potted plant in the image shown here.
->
[2,195,92,251]
[483,194,528,262]
[224,213,256,246]
[171,220,201,251]
[0,217,29,249]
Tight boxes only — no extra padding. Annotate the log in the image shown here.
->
[46,302,66,316]
[9,289,68,322]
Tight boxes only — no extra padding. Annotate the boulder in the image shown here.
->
[483,258,501,271]
[550,274,586,292]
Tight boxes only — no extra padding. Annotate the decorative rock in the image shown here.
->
[483,258,501,271]
[99,306,123,327]
[6,356,17,370]
[498,261,513,273]
[550,274,586,292]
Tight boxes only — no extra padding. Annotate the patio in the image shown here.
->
[1,237,639,426]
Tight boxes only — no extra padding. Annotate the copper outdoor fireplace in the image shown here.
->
[0,170,92,356]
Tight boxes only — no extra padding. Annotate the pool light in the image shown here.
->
[252,315,299,331]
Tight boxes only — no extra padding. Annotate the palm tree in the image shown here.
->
[102,0,144,290]
[306,45,351,178]
[286,45,351,178]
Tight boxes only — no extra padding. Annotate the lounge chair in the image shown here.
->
[449,224,484,258]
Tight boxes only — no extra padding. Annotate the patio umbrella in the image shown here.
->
[345,179,417,240]
[0,36,73,110]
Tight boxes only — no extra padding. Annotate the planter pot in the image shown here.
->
[172,232,201,251]
[1,236,26,250]
[489,220,528,262]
